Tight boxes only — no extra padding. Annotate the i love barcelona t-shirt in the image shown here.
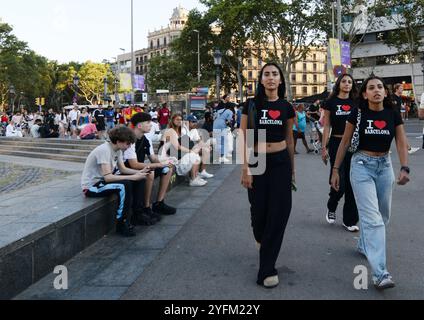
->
[242,99,295,143]
[348,107,403,153]
[322,97,356,136]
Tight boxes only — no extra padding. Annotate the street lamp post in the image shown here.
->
[103,76,109,104]
[73,75,80,104]
[9,85,15,114]
[214,49,222,102]
[114,78,120,107]
[193,29,201,83]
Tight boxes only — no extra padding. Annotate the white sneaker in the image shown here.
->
[342,223,360,232]
[408,147,419,154]
[326,210,336,225]
[199,170,214,179]
[219,157,231,163]
[189,177,207,187]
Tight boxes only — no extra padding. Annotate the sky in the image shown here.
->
[0,0,206,63]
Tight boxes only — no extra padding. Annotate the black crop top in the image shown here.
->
[348,107,404,153]
[242,99,295,143]
[322,97,356,136]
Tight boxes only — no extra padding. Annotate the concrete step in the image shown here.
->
[0,140,99,151]
[0,148,87,163]
[0,137,103,146]
[0,145,91,157]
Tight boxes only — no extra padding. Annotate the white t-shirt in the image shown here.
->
[81,142,123,190]
[149,111,158,119]
[123,144,138,162]
[69,109,80,122]
[145,121,161,142]
[30,124,41,138]
[182,126,201,142]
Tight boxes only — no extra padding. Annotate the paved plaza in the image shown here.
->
[6,119,422,300]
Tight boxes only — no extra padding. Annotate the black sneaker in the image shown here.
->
[116,220,136,237]
[153,201,177,216]
[131,209,158,226]
[143,207,162,222]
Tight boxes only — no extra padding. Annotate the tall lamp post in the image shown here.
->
[103,76,109,105]
[193,29,201,84]
[114,78,120,107]
[9,85,16,114]
[213,49,222,102]
[73,75,80,104]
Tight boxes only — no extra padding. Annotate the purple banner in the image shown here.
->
[133,75,145,91]
[341,41,351,67]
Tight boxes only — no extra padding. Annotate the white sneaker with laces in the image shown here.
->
[189,177,207,187]
[408,147,419,154]
[326,210,336,224]
[343,223,360,232]
[199,170,214,179]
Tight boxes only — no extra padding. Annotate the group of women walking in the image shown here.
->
[240,63,410,290]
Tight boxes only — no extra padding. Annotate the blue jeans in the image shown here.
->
[350,152,395,283]
[213,128,228,157]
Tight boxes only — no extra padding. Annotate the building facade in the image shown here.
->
[116,6,189,79]
[346,6,424,101]
[243,48,328,100]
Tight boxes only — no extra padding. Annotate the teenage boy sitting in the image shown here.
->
[124,112,177,218]
[81,125,150,237]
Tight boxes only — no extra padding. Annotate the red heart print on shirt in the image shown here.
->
[269,110,281,120]
[374,121,387,130]
[341,105,351,112]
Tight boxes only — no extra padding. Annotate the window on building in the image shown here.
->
[303,63,307,71]
[248,59,253,67]
[248,71,253,80]
[157,39,160,48]
[313,87,318,94]
[303,74,307,82]
[164,37,167,46]
[313,54,317,61]
[292,87,297,95]
[313,63,317,72]
[302,87,308,94]
[313,74,318,83]
[291,63,296,70]
[291,74,296,83]
[150,41,153,49]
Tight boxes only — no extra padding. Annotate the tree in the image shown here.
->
[56,61,113,105]
[146,55,192,93]
[0,22,53,111]
[252,0,325,101]
[171,9,217,92]
[377,0,424,104]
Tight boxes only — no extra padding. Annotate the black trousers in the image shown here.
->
[85,179,145,222]
[327,137,359,226]
[248,150,292,284]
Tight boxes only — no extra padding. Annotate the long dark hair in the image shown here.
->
[358,75,394,110]
[254,62,286,106]
[328,73,358,101]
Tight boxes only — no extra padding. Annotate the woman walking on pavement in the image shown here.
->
[321,74,359,232]
[240,63,296,289]
[331,76,410,290]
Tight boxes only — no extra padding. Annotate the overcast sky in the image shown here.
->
[0,0,206,63]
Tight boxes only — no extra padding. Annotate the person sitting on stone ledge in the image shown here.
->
[124,112,177,223]
[80,118,99,140]
[81,125,150,237]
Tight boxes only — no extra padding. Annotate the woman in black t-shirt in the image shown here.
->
[331,76,410,290]
[240,63,295,289]
[321,74,359,231]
